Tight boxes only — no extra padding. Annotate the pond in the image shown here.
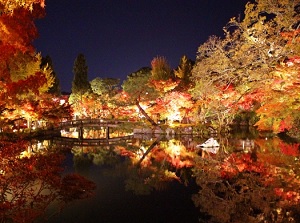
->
[2,131,300,223]
[41,135,201,223]
[44,153,200,223]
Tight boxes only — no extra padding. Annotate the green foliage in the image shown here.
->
[89,77,119,117]
[90,77,117,96]
[90,77,106,96]
[101,77,120,92]
[7,53,54,96]
[122,67,159,103]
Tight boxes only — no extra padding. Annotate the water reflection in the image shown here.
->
[193,137,300,223]
[71,136,197,193]
[0,141,96,223]
[1,135,300,222]
[69,135,300,222]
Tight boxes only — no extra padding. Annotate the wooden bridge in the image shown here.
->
[59,119,124,129]
[57,118,131,141]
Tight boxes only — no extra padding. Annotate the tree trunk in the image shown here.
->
[137,136,162,166]
[135,100,157,127]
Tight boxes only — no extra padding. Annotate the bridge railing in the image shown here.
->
[59,119,124,128]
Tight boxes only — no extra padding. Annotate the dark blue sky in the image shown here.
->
[34,0,249,92]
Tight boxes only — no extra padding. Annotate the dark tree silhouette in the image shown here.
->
[71,53,91,95]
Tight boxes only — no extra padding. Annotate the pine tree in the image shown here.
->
[71,53,90,95]
[69,53,91,117]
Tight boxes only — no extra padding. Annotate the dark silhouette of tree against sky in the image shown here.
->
[71,53,91,95]
[69,53,91,117]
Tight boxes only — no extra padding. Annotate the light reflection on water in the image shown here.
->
[47,134,300,223]
[1,134,300,222]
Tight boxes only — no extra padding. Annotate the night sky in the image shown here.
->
[34,0,249,93]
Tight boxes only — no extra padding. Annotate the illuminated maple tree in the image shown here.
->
[148,91,193,124]
[191,0,300,134]
[254,55,300,134]
[0,1,58,130]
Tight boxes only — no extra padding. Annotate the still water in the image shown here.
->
[2,133,300,223]
[42,135,201,223]
[45,153,199,223]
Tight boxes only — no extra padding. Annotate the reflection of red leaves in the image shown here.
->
[279,142,300,156]
[60,174,96,202]
[114,146,135,158]
[11,208,43,223]
[151,148,166,162]
[169,156,193,168]
[152,148,194,168]
[0,141,62,222]
[220,153,267,179]
[0,140,96,222]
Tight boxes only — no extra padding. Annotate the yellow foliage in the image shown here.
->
[0,0,45,14]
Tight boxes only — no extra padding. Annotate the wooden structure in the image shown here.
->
[59,119,126,140]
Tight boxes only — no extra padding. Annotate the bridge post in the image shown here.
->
[106,126,109,139]
[78,127,83,140]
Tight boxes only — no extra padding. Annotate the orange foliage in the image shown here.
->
[150,78,179,93]
[7,72,47,96]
